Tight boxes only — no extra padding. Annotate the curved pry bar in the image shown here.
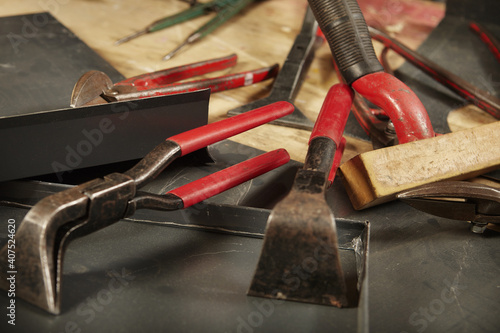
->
[0,102,294,314]
[308,0,435,143]
[352,72,435,143]
[0,173,135,314]
[369,26,500,120]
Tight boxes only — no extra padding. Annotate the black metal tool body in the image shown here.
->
[227,6,323,130]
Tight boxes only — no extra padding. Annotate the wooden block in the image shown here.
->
[339,121,500,210]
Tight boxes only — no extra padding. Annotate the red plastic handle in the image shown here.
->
[115,54,238,89]
[168,101,294,156]
[126,64,278,94]
[328,136,346,184]
[167,149,290,208]
[310,83,354,147]
[352,72,435,144]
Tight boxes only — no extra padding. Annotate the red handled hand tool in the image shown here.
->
[247,0,435,308]
[308,0,435,145]
[370,25,500,119]
[70,53,278,107]
[0,101,293,314]
[249,83,354,307]
[226,6,324,130]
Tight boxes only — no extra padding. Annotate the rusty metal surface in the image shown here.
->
[71,54,279,107]
[398,180,500,233]
[249,137,349,307]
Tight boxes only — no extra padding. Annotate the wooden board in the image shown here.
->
[340,121,500,209]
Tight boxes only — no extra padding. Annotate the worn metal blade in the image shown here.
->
[70,70,113,107]
[248,169,348,307]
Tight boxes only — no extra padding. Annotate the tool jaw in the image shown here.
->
[70,70,113,107]
[0,173,137,314]
[248,169,348,307]
[102,85,139,103]
[0,187,89,314]
[397,181,500,230]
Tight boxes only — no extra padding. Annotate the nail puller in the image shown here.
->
[71,54,278,107]
[0,101,293,314]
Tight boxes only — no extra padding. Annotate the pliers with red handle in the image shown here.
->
[0,101,293,315]
[308,0,435,146]
[71,53,278,107]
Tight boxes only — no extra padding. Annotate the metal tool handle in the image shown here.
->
[169,101,293,156]
[168,149,290,208]
[307,0,384,84]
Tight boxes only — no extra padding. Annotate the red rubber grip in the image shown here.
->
[310,83,354,147]
[167,149,290,208]
[168,101,294,156]
[129,64,278,94]
[116,54,238,88]
[328,136,346,184]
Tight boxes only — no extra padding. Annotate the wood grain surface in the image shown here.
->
[340,121,500,209]
[2,0,494,166]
